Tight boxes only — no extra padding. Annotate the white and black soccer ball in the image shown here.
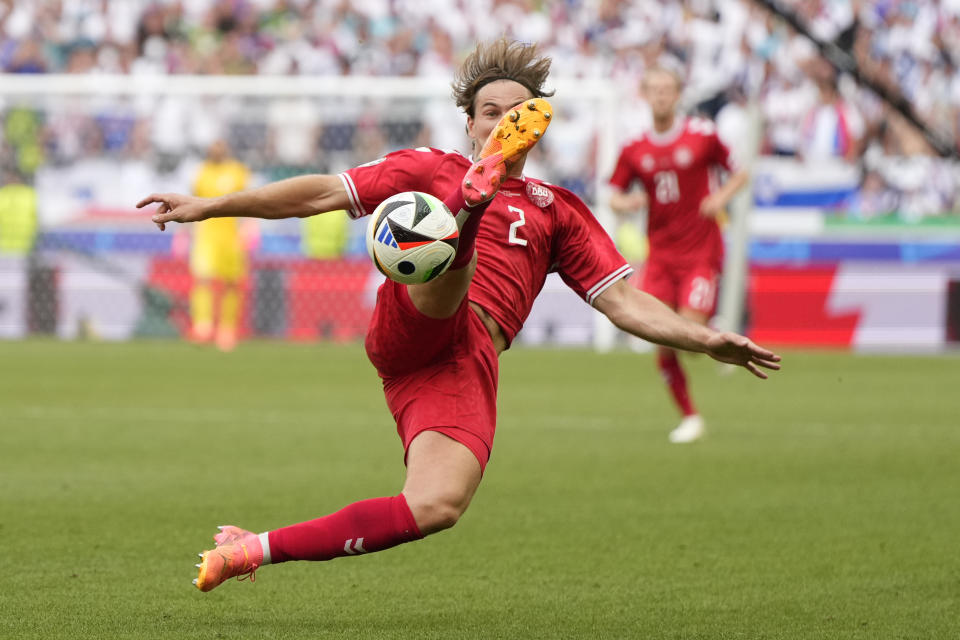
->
[365,191,460,285]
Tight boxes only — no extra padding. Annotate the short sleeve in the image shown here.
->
[710,131,739,173]
[339,148,447,218]
[608,144,638,191]
[550,187,633,305]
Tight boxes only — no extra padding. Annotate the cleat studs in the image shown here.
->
[198,552,204,558]
[192,578,198,585]
[480,190,487,199]
[544,112,552,120]
[528,100,537,109]
[195,563,202,568]
[533,129,541,137]
[464,178,472,188]
[509,111,519,122]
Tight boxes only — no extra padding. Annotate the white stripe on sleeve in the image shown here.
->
[338,172,367,219]
[586,264,634,305]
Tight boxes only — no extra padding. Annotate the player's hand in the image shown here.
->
[136,193,210,231]
[610,190,647,217]
[704,331,781,379]
[699,193,724,218]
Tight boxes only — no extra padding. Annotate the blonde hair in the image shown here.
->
[451,38,554,117]
[642,65,685,91]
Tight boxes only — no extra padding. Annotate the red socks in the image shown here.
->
[443,189,491,270]
[267,493,423,563]
[656,350,696,416]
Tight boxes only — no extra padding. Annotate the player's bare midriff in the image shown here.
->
[469,302,508,354]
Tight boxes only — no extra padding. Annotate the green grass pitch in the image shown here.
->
[1,340,958,639]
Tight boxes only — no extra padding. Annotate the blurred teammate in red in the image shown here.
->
[609,67,750,443]
[139,41,777,592]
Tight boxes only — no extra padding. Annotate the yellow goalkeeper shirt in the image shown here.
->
[192,160,250,243]
[191,160,250,280]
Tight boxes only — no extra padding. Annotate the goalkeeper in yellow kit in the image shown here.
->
[187,139,253,351]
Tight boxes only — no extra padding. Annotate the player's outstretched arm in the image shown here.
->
[594,279,781,379]
[137,174,349,231]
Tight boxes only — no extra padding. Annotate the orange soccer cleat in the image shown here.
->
[462,98,552,205]
[194,525,263,592]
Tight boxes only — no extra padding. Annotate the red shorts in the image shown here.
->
[641,258,721,316]
[365,280,499,473]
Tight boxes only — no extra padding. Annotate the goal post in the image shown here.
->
[715,100,763,335]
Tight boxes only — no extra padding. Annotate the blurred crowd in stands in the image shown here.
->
[0,0,958,221]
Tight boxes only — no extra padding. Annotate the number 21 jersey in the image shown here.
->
[609,116,738,267]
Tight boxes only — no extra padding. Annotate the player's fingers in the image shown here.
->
[136,193,166,209]
[753,357,781,371]
[152,209,180,227]
[745,361,768,379]
[750,351,781,366]
[152,214,175,226]
[746,341,781,361]
[155,221,166,231]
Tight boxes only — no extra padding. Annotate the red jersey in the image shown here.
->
[609,116,738,266]
[341,148,632,345]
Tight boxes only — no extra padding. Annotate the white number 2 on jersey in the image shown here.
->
[507,205,528,246]
[654,170,680,204]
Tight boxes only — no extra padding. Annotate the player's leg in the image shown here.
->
[639,261,691,414]
[259,433,481,558]
[657,344,697,419]
[194,489,423,592]
[214,280,241,352]
[401,431,483,534]
[195,293,497,592]
[193,433,483,592]
[189,240,216,343]
[189,276,214,343]
[664,268,719,443]
[213,244,246,351]
[639,259,700,440]
[406,98,552,319]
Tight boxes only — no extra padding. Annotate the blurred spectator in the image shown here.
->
[3,106,44,175]
[266,96,321,179]
[0,168,37,255]
[6,39,46,73]
[847,170,899,220]
[301,210,349,259]
[797,57,864,163]
[0,0,956,222]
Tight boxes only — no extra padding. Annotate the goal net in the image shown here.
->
[0,74,624,345]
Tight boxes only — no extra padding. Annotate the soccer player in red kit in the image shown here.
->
[139,41,778,592]
[609,67,750,443]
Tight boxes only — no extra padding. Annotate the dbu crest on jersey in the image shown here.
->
[674,146,693,168]
[526,182,554,208]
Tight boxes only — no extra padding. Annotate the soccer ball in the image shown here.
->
[366,191,460,285]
